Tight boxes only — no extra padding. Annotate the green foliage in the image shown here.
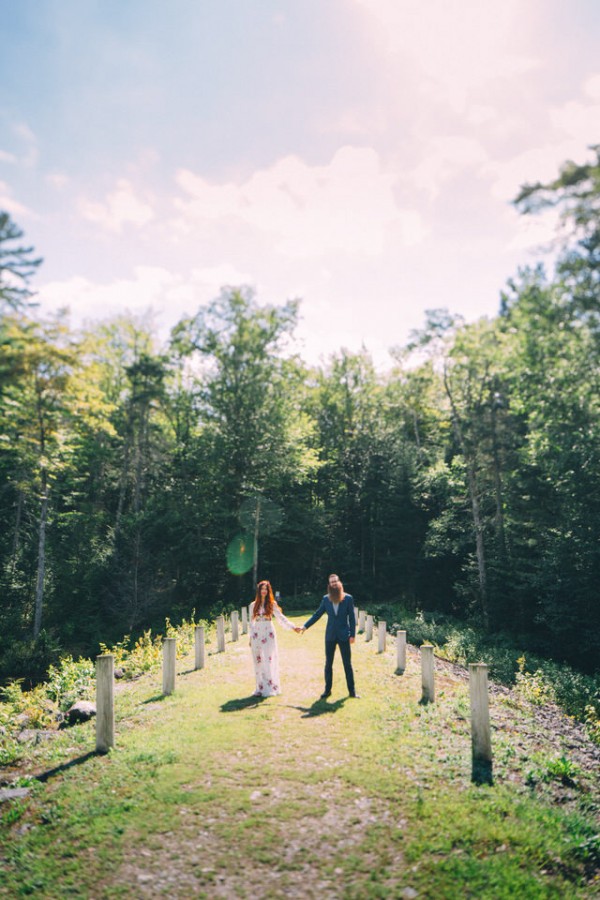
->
[45,655,95,712]
[0,211,42,311]
[99,631,163,678]
[526,753,582,788]
[515,656,557,706]
[2,151,600,696]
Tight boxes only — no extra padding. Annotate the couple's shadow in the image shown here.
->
[220,695,347,718]
[220,695,269,712]
[291,698,347,718]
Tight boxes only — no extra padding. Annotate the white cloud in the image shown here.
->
[0,180,34,218]
[78,179,156,233]
[36,263,255,337]
[351,0,540,112]
[550,98,600,146]
[37,267,178,323]
[173,146,426,259]
[12,121,39,167]
[409,136,489,200]
[583,73,600,101]
[46,172,70,190]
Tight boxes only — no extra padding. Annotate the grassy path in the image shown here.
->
[1,614,599,898]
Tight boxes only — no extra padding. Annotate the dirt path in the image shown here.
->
[3,618,599,898]
[111,626,420,899]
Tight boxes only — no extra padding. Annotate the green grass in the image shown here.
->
[1,615,599,898]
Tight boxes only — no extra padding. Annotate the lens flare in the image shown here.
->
[226,533,256,575]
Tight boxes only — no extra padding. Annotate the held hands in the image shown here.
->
[294,626,304,634]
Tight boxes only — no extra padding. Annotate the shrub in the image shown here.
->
[45,656,96,712]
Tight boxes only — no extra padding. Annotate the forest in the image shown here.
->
[1,148,599,686]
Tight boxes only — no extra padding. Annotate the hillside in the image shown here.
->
[1,615,599,899]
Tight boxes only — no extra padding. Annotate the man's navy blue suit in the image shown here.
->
[303,593,356,696]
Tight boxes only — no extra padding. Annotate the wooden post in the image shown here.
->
[231,610,239,642]
[194,625,205,670]
[354,606,360,628]
[420,644,435,703]
[163,638,176,695]
[241,606,248,635]
[358,610,366,633]
[96,654,114,753]
[216,615,225,653]
[377,620,386,653]
[469,663,492,763]
[365,614,373,642]
[395,630,407,674]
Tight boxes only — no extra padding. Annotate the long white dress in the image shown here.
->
[249,601,295,696]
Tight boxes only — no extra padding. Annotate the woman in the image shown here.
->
[249,580,299,696]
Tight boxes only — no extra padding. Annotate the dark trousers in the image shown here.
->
[324,639,355,695]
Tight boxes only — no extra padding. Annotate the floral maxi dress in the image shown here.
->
[250,601,295,696]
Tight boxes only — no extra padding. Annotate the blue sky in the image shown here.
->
[1,0,599,367]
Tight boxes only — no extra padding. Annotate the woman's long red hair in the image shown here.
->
[252,580,275,619]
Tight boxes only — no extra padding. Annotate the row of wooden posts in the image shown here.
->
[95,606,492,776]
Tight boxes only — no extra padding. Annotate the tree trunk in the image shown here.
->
[33,470,49,639]
[11,488,24,575]
[465,460,489,629]
[444,367,490,629]
[252,496,261,587]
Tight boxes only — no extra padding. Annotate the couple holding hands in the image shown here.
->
[249,573,359,700]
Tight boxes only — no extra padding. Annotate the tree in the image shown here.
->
[171,287,318,601]
[0,314,75,637]
[0,212,42,312]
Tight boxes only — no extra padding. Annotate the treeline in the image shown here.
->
[1,149,600,683]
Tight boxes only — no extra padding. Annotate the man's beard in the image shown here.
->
[328,583,343,602]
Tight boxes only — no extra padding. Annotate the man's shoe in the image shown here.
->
[319,692,331,699]
[349,692,361,698]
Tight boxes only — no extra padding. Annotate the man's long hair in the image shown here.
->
[328,574,344,603]
[252,580,275,619]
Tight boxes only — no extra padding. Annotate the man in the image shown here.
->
[301,573,359,699]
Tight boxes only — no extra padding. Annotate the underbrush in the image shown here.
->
[369,602,600,745]
[0,613,211,768]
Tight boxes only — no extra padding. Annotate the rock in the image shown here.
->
[0,787,31,803]
[114,667,125,679]
[65,701,96,725]
[17,729,56,744]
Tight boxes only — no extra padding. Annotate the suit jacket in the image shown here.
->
[303,594,356,642]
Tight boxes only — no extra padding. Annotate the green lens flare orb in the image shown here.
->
[226,533,256,575]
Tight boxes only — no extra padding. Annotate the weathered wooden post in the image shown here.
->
[231,610,239,642]
[377,620,386,653]
[420,644,435,703]
[194,625,205,670]
[162,637,176,695]
[469,663,492,764]
[365,614,373,642]
[395,630,407,674]
[358,610,366,633]
[216,615,226,653]
[96,653,114,753]
[241,606,248,635]
[354,606,360,628]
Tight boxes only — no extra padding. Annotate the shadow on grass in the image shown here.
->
[141,693,170,704]
[290,698,347,718]
[471,759,494,786]
[220,695,269,713]
[35,750,97,783]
